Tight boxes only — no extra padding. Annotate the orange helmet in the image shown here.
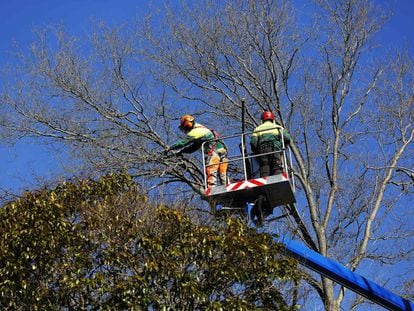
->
[261,111,275,122]
[179,114,195,131]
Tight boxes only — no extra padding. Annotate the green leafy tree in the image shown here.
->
[0,173,299,309]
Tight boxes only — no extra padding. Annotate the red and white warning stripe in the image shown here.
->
[205,178,266,196]
[226,178,267,191]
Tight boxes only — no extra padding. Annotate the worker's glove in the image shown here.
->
[163,148,179,157]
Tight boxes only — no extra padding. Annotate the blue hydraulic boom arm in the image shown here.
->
[280,236,413,311]
[244,203,413,310]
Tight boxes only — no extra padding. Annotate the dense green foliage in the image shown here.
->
[0,173,299,310]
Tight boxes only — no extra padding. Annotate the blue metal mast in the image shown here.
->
[245,203,414,310]
[281,236,414,311]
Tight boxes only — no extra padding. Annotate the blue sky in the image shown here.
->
[0,0,413,194]
[0,0,153,193]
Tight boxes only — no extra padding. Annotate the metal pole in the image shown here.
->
[241,98,246,134]
[288,147,296,193]
[201,142,208,190]
[241,99,247,180]
[281,128,289,174]
[241,133,248,181]
[240,98,252,180]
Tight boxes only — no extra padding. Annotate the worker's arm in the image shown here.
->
[280,128,291,145]
[168,126,211,152]
[170,136,196,150]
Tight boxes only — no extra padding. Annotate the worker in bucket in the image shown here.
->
[250,111,291,177]
[165,114,228,187]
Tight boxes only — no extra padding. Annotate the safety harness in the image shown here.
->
[193,124,226,156]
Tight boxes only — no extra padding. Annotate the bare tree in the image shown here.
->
[1,0,413,309]
[0,24,206,197]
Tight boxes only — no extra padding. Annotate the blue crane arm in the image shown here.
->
[279,237,414,311]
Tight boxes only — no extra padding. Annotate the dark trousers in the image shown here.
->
[258,142,282,177]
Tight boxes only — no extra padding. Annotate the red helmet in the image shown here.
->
[261,111,275,122]
[179,114,195,130]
